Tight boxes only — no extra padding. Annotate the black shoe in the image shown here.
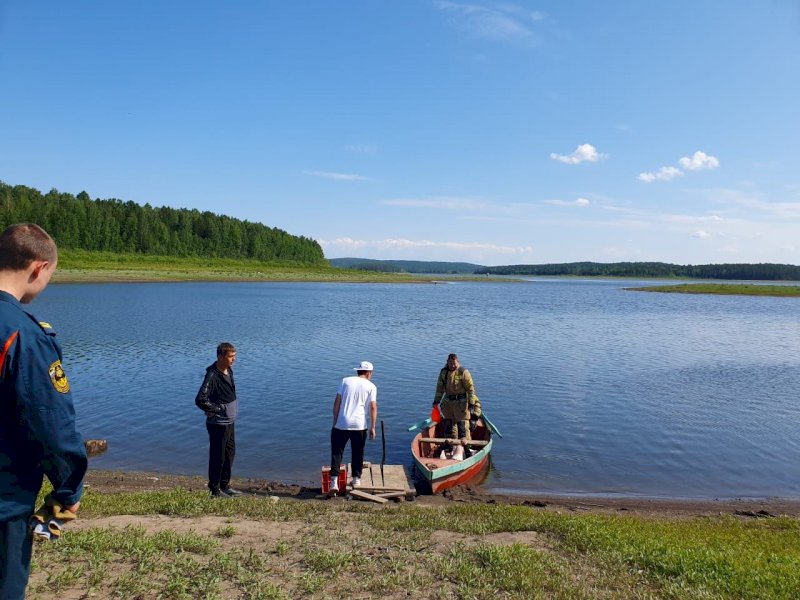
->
[221,487,243,497]
[209,488,231,498]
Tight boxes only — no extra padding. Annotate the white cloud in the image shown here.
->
[304,170,369,181]
[543,197,590,207]
[679,151,720,171]
[319,236,535,263]
[692,230,711,239]
[659,214,723,225]
[380,196,489,211]
[639,150,719,183]
[321,237,531,253]
[435,1,539,44]
[637,166,683,183]
[550,143,607,164]
[695,187,800,220]
[343,144,379,154]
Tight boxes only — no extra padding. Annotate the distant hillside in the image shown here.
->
[476,261,800,281]
[0,182,325,264]
[329,257,483,274]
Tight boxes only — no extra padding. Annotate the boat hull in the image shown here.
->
[411,421,493,494]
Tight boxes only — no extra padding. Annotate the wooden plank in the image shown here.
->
[348,463,416,495]
[376,491,406,499]
[351,489,389,504]
[380,465,408,489]
[418,438,489,447]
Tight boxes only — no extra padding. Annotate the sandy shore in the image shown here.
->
[84,469,800,518]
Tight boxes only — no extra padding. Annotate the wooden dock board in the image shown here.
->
[347,463,416,498]
[350,489,388,504]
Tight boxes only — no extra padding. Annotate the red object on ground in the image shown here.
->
[321,466,347,493]
[430,405,441,423]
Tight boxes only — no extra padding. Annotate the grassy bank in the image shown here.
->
[28,486,800,599]
[627,283,800,297]
[53,250,428,283]
[52,250,508,283]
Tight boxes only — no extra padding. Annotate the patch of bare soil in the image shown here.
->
[71,515,304,549]
[84,470,800,518]
[427,528,554,553]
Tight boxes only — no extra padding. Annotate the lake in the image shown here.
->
[35,279,800,499]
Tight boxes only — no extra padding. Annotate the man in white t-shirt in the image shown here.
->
[329,361,378,493]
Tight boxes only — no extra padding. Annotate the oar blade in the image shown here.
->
[408,417,434,432]
[481,413,503,438]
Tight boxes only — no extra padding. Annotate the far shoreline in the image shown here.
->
[51,269,503,285]
[626,282,800,297]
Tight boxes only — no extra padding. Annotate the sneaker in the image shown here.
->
[221,487,243,497]
[329,479,339,494]
[209,488,230,498]
[452,446,465,461]
[351,477,361,488]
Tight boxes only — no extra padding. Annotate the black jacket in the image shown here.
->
[195,363,237,425]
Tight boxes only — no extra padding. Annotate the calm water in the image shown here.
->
[35,279,800,499]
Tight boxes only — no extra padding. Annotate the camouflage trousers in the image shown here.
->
[440,397,470,440]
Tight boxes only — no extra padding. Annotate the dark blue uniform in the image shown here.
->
[0,290,87,599]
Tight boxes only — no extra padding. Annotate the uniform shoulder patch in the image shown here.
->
[48,360,70,393]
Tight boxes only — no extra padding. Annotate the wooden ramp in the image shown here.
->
[346,462,416,501]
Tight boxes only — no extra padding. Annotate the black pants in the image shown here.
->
[330,428,367,479]
[0,515,32,600]
[206,422,235,491]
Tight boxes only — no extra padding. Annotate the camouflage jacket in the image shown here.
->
[433,366,481,415]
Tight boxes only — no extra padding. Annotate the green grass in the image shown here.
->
[53,249,509,283]
[26,487,800,599]
[78,487,336,521]
[53,249,431,283]
[627,283,800,296]
[369,504,800,599]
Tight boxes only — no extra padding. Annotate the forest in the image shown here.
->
[0,182,325,264]
[329,257,482,274]
[475,261,800,280]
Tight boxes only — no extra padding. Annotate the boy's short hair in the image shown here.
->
[217,342,236,357]
[0,224,57,271]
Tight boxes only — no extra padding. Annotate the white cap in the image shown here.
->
[353,361,374,372]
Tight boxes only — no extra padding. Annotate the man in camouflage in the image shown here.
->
[432,353,481,460]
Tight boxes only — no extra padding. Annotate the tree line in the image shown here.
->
[475,261,800,281]
[0,182,325,264]
[329,257,482,274]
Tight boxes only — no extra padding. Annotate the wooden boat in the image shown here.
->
[408,414,501,494]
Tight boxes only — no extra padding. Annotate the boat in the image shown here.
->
[408,413,501,493]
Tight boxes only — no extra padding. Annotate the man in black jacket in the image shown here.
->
[195,342,242,497]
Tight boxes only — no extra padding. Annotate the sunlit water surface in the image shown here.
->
[36,279,800,499]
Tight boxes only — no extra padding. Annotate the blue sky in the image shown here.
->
[1,1,799,266]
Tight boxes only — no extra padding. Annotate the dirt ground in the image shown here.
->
[84,469,800,518]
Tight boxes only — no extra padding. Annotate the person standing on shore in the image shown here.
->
[432,353,481,460]
[329,361,377,493]
[0,224,88,600]
[195,343,242,498]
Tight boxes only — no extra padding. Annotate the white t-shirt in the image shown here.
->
[334,375,377,430]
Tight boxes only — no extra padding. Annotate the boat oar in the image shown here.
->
[407,416,434,432]
[380,420,386,487]
[481,413,503,438]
